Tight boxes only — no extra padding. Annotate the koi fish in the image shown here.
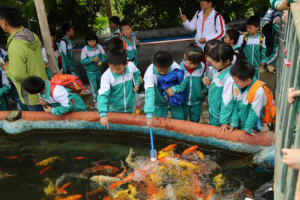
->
[0,172,16,180]
[86,187,103,197]
[55,182,71,195]
[213,174,225,193]
[4,156,19,159]
[159,144,177,153]
[194,176,204,199]
[128,184,137,198]
[182,146,198,156]
[44,178,55,195]
[102,195,112,200]
[157,151,173,159]
[36,157,62,166]
[89,165,119,174]
[108,173,134,190]
[39,166,52,174]
[145,178,157,196]
[90,175,120,186]
[74,157,86,160]
[204,187,214,200]
[126,148,135,167]
[196,150,204,159]
[115,166,127,179]
[54,194,82,200]
[178,161,198,170]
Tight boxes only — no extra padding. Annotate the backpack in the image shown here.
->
[248,80,276,123]
[241,33,264,53]
[196,10,221,33]
[261,8,281,47]
[49,74,85,98]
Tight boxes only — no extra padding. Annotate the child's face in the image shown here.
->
[185,60,199,69]
[232,76,252,89]
[155,67,170,75]
[66,27,75,37]
[109,22,118,30]
[211,59,230,71]
[87,40,97,48]
[120,25,132,38]
[0,19,9,34]
[51,36,55,43]
[246,25,259,36]
[224,34,234,46]
[200,1,212,10]
[109,64,125,75]
[205,55,213,64]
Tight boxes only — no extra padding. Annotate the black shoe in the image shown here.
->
[273,69,276,74]
[263,64,269,73]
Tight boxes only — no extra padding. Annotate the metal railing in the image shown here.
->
[275,3,300,200]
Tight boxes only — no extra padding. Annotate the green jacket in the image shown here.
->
[39,80,86,115]
[237,33,267,68]
[231,78,267,133]
[5,27,48,105]
[97,62,141,117]
[80,44,106,72]
[60,36,76,72]
[171,60,205,106]
[144,62,181,119]
[208,65,235,125]
[265,21,281,66]
[0,70,11,105]
[270,0,295,9]
[123,36,138,66]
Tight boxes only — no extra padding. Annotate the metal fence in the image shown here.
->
[275,3,300,200]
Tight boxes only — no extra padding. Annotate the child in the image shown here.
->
[60,23,81,79]
[165,44,205,123]
[21,76,86,115]
[237,16,267,79]
[0,55,10,110]
[81,31,106,106]
[230,60,267,136]
[205,43,236,133]
[98,48,141,129]
[203,40,221,84]
[109,16,121,38]
[144,51,184,128]
[224,29,246,60]
[119,19,140,66]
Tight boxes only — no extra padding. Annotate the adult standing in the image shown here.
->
[181,0,226,50]
[0,6,48,111]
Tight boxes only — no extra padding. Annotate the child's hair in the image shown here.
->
[0,6,22,28]
[107,48,127,66]
[186,43,203,64]
[204,40,221,56]
[105,37,124,53]
[230,60,255,81]
[246,16,260,27]
[226,29,240,45]
[22,76,45,94]
[119,19,132,29]
[221,12,231,24]
[85,31,98,44]
[202,0,216,7]
[210,43,234,63]
[153,51,174,68]
[61,23,73,35]
[109,16,120,26]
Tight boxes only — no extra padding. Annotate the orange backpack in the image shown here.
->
[49,74,85,97]
[248,80,276,123]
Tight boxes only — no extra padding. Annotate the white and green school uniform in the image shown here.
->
[80,44,106,102]
[231,78,267,133]
[265,20,281,69]
[170,60,205,123]
[97,62,141,117]
[237,33,267,79]
[39,80,86,115]
[208,65,235,126]
[60,36,81,79]
[0,70,11,111]
[112,28,121,37]
[42,47,61,80]
[122,36,138,66]
[144,62,184,120]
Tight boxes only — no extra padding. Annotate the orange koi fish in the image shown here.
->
[90,165,119,174]
[74,157,86,160]
[4,156,19,159]
[55,194,82,200]
[204,187,214,200]
[115,166,127,179]
[182,146,198,156]
[39,166,52,174]
[159,144,177,152]
[108,173,134,190]
[86,187,103,197]
[55,182,72,195]
[145,178,157,196]
[102,195,112,200]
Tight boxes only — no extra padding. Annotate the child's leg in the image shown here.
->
[86,71,98,102]
[170,106,184,120]
[154,107,169,118]
[209,113,221,126]
[189,103,202,123]
[182,104,189,120]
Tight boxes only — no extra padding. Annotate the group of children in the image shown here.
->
[0,13,276,135]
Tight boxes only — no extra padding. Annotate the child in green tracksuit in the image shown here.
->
[60,23,81,79]
[119,19,140,66]
[98,48,141,129]
[230,60,267,136]
[22,76,86,115]
[165,44,205,123]
[237,16,267,79]
[109,16,121,38]
[144,51,184,128]
[0,68,11,111]
[205,43,236,133]
[81,31,106,105]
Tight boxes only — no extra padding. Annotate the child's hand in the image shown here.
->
[45,63,49,68]
[2,62,8,71]
[247,132,257,136]
[136,39,141,46]
[259,63,265,68]
[100,116,109,129]
[166,88,174,97]
[147,118,153,128]
[39,98,49,106]
[203,77,211,86]
[219,124,234,133]
[282,148,300,170]
[199,38,206,44]
[288,88,300,104]
[133,85,139,92]
[180,15,187,22]
[97,61,102,66]
[92,57,99,62]
[43,106,51,113]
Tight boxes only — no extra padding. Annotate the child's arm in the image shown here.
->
[80,48,93,65]
[131,63,141,86]
[50,86,76,115]
[97,75,111,118]
[245,87,265,134]
[98,45,107,64]
[288,88,300,104]
[230,87,239,128]
[144,68,155,127]
[236,34,244,48]
[260,37,268,66]
[182,12,198,32]
[59,41,72,71]
[205,14,226,42]
[219,77,235,126]
[167,78,189,96]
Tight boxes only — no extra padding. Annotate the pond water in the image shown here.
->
[0,129,273,200]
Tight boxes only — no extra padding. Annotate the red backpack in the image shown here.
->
[49,74,85,98]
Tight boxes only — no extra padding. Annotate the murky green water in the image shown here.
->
[0,129,273,200]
